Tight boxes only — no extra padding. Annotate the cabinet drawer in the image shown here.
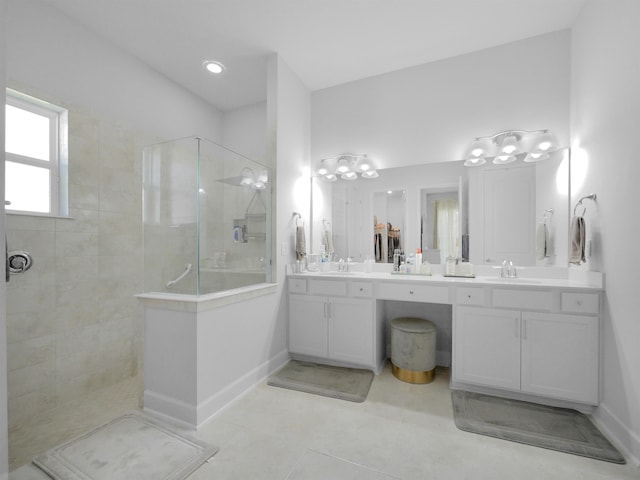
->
[377,282,449,303]
[492,289,553,311]
[308,279,347,296]
[288,278,307,294]
[350,281,373,298]
[561,293,599,314]
[456,287,486,306]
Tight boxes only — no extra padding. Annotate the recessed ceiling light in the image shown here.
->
[203,60,225,74]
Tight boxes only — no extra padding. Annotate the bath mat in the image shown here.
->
[451,390,625,464]
[32,411,219,480]
[267,360,374,403]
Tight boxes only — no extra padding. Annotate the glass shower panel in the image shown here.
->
[143,136,271,296]
[143,137,199,295]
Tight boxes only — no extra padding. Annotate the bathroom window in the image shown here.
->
[4,89,68,216]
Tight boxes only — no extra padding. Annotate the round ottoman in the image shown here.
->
[390,317,436,384]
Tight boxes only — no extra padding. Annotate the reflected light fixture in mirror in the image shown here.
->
[315,153,379,181]
[463,129,557,167]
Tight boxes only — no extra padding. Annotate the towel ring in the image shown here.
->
[573,193,597,216]
[293,212,303,227]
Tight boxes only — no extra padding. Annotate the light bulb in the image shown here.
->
[335,157,350,174]
[361,169,379,179]
[500,134,520,154]
[493,154,516,165]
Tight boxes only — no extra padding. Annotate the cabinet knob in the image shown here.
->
[467,294,472,299]
[359,287,364,292]
[577,300,583,306]
[409,290,414,294]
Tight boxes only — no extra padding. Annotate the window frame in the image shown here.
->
[5,89,69,217]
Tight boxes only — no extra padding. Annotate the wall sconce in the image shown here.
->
[315,153,379,181]
[464,129,557,167]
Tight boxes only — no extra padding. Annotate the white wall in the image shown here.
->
[0,0,9,475]
[571,0,640,464]
[311,31,571,169]
[222,102,267,164]
[7,0,222,141]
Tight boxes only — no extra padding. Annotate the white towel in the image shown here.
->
[295,226,306,260]
[536,223,549,260]
[324,228,334,254]
[569,216,586,265]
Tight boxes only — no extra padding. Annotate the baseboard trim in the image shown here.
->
[195,349,290,428]
[143,390,197,428]
[593,403,640,466]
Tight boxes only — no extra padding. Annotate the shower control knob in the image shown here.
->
[7,251,33,274]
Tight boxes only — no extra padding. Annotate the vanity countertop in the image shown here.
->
[288,266,604,291]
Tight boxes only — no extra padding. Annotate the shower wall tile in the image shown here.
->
[6,214,56,232]
[68,182,100,211]
[56,324,100,359]
[7,335,56,372]
[55,209,100,233]
[55,231,100,258]
[8,383,57,430]
[5,94,152,434]
[6,312,56,344]
[7,361,55,399]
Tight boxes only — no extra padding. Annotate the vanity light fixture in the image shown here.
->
[463,129,557,167]
[203,60,225,74]
[315,153,379,181]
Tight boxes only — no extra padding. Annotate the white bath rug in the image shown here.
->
[32,411,218,480]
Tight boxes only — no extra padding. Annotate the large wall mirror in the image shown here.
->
[311,148,570,267]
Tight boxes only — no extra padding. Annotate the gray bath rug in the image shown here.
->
[451,390,625,464]
[268,360,374,403]
[32,411,219,480]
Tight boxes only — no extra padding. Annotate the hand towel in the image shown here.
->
[323,228,334,254]
[569,215,586,265]
[536,223,549,260]
[295,226,306,260]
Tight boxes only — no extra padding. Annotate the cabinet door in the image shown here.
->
[521,312,599,404]
[328,297,373,367]
[289,295,328,358]
[454,306,521,390]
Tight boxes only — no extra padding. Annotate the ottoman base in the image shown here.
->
[391,363,435,384]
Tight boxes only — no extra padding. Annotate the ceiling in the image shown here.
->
[41,0,585,112]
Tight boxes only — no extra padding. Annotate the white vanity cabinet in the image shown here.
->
[454,289,600,405]
[288,277,378,370]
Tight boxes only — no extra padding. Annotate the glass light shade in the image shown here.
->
[524,151,550,163]
[240,167,254,185]
[335,157,350,174]
[322,173,338,182]
[356,155,373,173]
[464,157,486,167]
[361,169,379,179]
[341,171,358,180]
[531,131,556,152]
[499,134,521,155]
[493,154,517,165]
[468,138,488,159]
[257,170,269,183]
[317,160,329,176]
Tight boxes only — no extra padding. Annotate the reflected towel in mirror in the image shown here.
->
[569,216,586,265]
[536,223,549,260]
[296,226,306,260]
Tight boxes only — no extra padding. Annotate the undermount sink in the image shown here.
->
[481,277,542,285]
[316,270,360,276]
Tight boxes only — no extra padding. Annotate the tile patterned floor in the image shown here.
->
[10,363,639,479]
